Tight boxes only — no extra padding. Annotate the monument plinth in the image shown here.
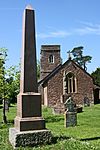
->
[9,5,52,148]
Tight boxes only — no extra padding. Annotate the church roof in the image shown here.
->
[38,63,62,85]
[38,59,93,86]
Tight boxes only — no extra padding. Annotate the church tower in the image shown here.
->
[40,45,62,80]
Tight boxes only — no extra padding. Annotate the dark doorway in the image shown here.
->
[94,89,100,104]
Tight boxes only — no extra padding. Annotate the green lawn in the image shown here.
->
[0,104,100,149]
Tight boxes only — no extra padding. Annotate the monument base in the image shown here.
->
[9,128,52,148]
[64,112,77,127]
[15,116,45,131]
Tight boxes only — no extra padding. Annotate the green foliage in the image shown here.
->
[0,48,20,104]
[70,46,92,71]
[0,48,8,104]
[5,65,20,103]
[43,107,63,123]
[71,46,83,57]
[91,68,100,86]
[0,59,4,102]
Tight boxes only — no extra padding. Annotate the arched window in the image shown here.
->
[48,55,54,63]
[63,72,77,94]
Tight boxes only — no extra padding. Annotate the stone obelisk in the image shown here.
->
[9,5,52,148]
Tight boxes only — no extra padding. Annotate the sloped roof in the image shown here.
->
[38,63,62,85]
[38,59,93,86]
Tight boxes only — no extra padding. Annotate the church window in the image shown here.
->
[65,72,77,93]
[48,55,54,63]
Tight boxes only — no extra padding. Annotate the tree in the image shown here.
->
[6,65,20,103]
[0,48,8,123]
[70,46,92,71]
[91,68,100,86]
[0,48,20,123]
[0,58,4,103]
[0,48,8,103]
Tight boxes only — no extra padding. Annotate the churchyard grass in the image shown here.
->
[0,104,100,149]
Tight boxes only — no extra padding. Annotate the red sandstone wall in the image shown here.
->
[47,61,94,107]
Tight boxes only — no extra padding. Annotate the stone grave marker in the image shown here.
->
[4,99,9,112]
[84,96,90,107]
[64,96,77,127]
[9,5,52,148]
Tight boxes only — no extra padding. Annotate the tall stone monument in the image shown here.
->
[9,5,52,148]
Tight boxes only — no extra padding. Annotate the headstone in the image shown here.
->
[83,96,90,107]
[9,5,52,148]
[4,99,9,112]
[64,97,77,127]
[64,97,76,112]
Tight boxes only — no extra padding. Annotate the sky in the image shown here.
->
[0,0,100,73]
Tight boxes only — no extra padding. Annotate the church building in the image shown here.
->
[38,45,100,113]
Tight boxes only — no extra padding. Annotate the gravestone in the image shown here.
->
[84,96,90,107]
[9,5,52,148]
[64,97,77,127]
[4,99,9,112]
